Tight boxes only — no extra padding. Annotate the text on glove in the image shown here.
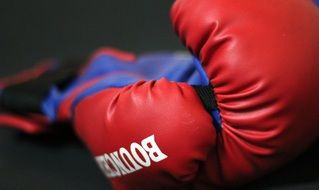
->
[95,135,168,178]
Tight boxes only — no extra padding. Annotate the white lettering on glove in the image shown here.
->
[95,135,168,178]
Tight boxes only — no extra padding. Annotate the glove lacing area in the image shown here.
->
[192,84,221,131]
[191,57,222,131]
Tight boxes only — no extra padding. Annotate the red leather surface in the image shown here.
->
[74,79,216,189]
[171,0,319,188]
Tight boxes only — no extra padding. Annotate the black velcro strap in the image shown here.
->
[192,84,218,112]
[0,59,83,114]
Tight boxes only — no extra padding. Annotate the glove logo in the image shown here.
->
[95,135,168,178]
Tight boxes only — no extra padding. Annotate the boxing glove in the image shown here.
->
[1,48,217,189]
[171,0,319,188]
[70,49,220,190]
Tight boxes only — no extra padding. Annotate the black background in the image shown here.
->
[0,0,318,189]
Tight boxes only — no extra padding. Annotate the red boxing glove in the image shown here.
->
[1,47,216,189]
[74,79,216,190]
[171,0,319,188]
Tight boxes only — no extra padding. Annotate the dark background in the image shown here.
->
[0,0,318,189]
